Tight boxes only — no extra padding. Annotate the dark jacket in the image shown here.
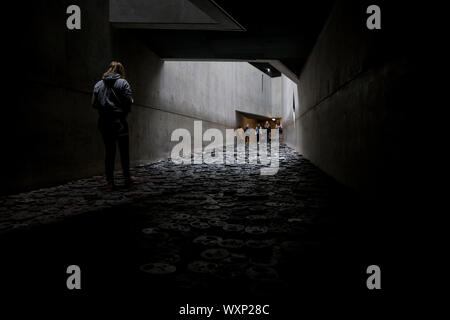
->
[92,73,134,117]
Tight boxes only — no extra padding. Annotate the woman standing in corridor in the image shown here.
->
[92,61,135,190]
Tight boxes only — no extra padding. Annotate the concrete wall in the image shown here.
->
[279,74,299,148]
[3,0,113,195]
[113,29,274,166]
[271,77,282,118]
[283,0,419,198]
[3,0,274,194]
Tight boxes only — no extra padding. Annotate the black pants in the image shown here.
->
[99,117,130,183]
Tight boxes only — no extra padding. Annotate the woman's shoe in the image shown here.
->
[106,183,115,191]
[124,176,136,187]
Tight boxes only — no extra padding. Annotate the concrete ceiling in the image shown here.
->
[111,0,335,77]
[249,62,281,78]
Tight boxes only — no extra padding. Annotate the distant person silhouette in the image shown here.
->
[244,123,250,144]
[92,61,135,190]
[275,121,282,140]
[255,123,261,143]
[264,120,271,143]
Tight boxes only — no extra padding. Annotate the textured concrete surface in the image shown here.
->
[110,0,216,24]
[283,0,418,199]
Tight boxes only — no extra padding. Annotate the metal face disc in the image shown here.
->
[139,262,176,275]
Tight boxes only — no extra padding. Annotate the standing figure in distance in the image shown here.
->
[264,120,271,143]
